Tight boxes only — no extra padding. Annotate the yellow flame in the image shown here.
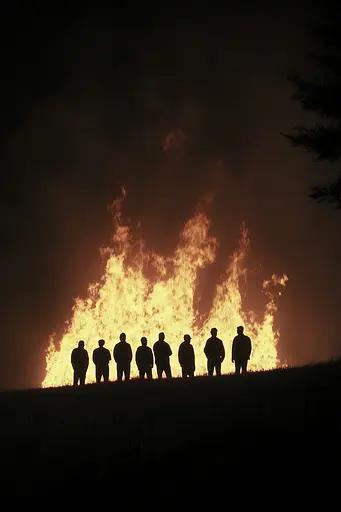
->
[42,199,288,387]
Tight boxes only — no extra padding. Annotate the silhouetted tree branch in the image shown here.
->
[284,11,341,208]
[309,177,341,207]
[285,123,341,162]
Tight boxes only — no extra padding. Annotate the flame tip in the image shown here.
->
[43,207,286,387]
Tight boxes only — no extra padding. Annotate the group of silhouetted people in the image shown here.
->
[71,326,252,386]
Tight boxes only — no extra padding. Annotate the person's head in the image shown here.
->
[78,340,85,348]
[184,334,191,343]
[210,327,217,337]
[120,332,126,342]
[141,336,147,346]
[98,339,105,347]
[158,332,165,342]
[237,326,244,335]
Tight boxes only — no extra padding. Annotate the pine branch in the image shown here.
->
[289,74,341,120]
[286,10,341,208]
[283,124,341,161]
[309,178,341,207]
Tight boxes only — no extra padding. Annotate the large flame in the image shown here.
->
[42,190,288,387]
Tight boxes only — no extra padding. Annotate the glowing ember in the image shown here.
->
[42,189,288,387]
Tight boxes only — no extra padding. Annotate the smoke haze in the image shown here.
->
[1,2,340,389]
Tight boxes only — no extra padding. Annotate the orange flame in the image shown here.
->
[42,195,288,387]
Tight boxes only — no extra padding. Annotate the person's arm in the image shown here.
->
[221,341,225,362]
[153,344,158,365]
[204,340,209,358]
[232,339,235,363]
[178,345,183,367]
[247,337,252,359]
[85,351,89,371]
[71,350,75,369]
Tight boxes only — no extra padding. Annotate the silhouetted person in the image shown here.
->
[232,326,252,375]
[135,337,154,379]
[71,340,89,386]
[153,332,172,379]
[92,339,111,383]
[178,334,195,378]
[113,332,133,381]
[204,327,225,376]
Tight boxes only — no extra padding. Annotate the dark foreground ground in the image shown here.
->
[1,361,341,505]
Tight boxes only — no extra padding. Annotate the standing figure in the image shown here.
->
[92,339,111,383]
[204,327,225,376]
[71,340,89,386]
[135,337,154,379]
[232,326,252,375]
[178,334,195,378]
[153,332,172,379]
[113,333,133,381]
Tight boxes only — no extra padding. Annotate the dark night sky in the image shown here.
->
[1,1,340,389]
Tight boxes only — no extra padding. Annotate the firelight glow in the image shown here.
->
[42,189,288,387]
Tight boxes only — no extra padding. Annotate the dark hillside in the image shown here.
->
[1,361,340,504]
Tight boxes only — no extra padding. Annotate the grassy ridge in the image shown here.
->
[1,361,341,502]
